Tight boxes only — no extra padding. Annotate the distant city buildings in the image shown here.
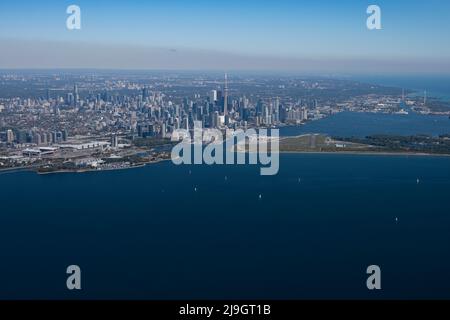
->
[1,128,68,145]
[0,71,438,154]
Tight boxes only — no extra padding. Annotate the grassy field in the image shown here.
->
[279,134,378,153]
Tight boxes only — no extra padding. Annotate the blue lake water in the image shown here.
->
[350,75,450,101]
[280,112,450,137]
[1,153,450,299]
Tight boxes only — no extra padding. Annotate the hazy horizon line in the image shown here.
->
[1,38,450,75]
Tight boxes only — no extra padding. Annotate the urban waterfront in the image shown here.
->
[1,153,450,299]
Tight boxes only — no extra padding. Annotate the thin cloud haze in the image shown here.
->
[1,39,449,74]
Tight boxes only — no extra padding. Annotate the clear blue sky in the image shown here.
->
[0,0,449,72]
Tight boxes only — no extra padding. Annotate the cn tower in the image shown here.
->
[224,73,228,117]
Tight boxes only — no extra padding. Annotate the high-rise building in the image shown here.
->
[179,116,189,130]
[41,133,47,145]
[210,90,218,103]
[66,93,74,105]
[33,132,41,145]
[216,90,223,104]
[111,135,119,148]
[142,87,150,100]
[302,107,308,121]
[62,129,68,142]
[160,123,166,138]
[274,97,280,111]
[74,84,79,106]
[6,129,14,143]
[51,131,58,143]
[212,111,220,128]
